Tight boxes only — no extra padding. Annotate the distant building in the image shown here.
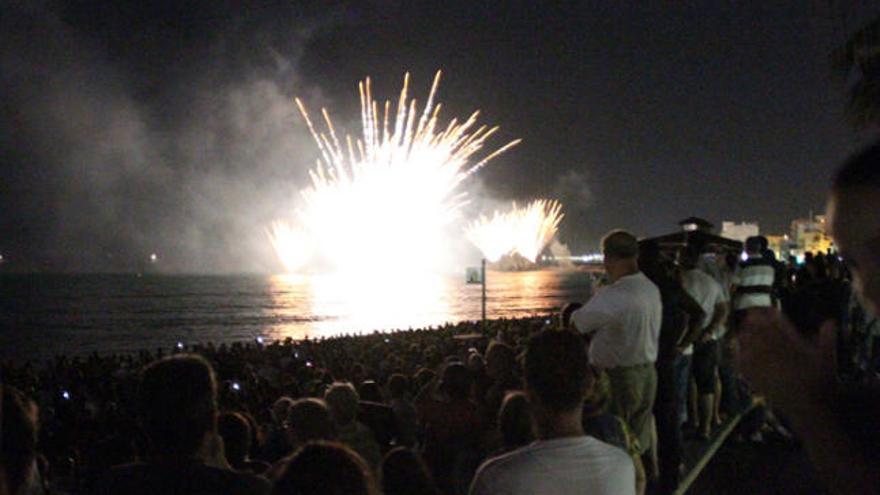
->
[765,234,797,260]
[790,214,835,257]
[720,221,760,243]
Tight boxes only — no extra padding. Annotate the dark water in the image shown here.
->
[0,270,593,362]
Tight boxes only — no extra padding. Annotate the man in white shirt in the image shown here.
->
[571,230,663,454]
[681,246,728,439]
[469,330,635,495]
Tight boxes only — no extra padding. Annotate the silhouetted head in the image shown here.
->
[358,380,384,403]
[467,352,486,374]
[638,239,671,285]
[413,368,435,390]
[485,341,516,380]
[725,252,739,270]
[380,447,440,495]
[288,398,336,446]
[745,236,763,255]
[139,354,217,458]
[273,442,377,495]
[524,329,588,415]
[324,382,360,427]
[498,391,534,450]
[217,412,251,467]
[679,242,703,270]
[272,396,295,424]
[386,374,409,400]
[813,253,828,279]
[439,363,471,400]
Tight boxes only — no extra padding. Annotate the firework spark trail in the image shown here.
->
[269,71,521,273]
[465,199,564,263]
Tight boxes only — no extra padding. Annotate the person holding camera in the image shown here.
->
[736,144,880,494]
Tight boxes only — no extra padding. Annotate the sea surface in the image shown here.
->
[0,269,594,362]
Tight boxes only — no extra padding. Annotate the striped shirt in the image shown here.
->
[732,255,775,310]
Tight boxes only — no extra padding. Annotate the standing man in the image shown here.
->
[469,330,635,495]
[733,236,776,317]
[639,241,704,494]
[680,245,728,440]
[91,355,271,495]
[572,230,663,456]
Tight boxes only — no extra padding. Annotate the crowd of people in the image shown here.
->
[3,146,880,494]
[2,315,644,495]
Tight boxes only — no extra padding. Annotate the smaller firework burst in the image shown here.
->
[466,199,564,263]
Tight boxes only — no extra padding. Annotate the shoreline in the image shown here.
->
[2,315,557,365]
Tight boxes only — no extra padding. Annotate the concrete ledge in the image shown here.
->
[673,402,757,495]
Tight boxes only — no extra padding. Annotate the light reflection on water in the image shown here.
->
[266,272,452,340]
[0,270,594,361]
[265,269,594,340]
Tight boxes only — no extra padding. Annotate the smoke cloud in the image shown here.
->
[0,2,334,273]
[551,169,594,251]
[0,2,587,273]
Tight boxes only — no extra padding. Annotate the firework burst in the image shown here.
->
[465,199,564,263]
[269,71,520,273]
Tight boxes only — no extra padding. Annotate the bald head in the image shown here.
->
[601,230,640,282]
[602,230,639,260]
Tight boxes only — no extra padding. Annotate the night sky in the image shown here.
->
[1,1,877,273]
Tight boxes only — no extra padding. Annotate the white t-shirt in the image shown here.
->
[572,272,662,368]
[682,268,727,341]
[469,436,636,495]
[698,254,732,299]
